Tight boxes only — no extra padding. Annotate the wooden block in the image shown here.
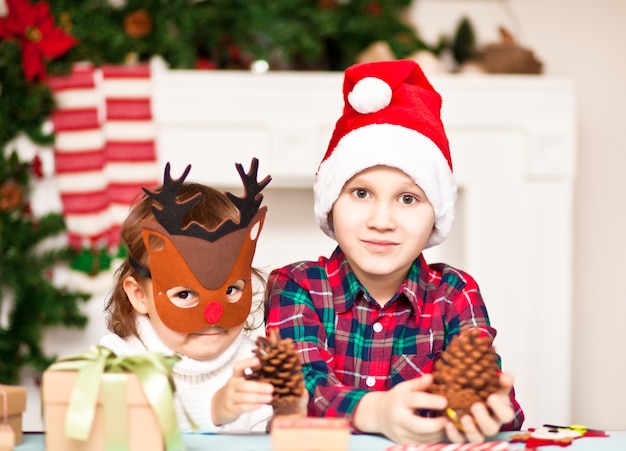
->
[271,417,350,451]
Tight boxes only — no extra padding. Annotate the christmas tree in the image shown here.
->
[0,149,90,384]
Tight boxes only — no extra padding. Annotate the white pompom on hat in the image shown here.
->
[314,59,457,249]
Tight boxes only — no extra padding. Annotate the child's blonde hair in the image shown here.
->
[104,182,265,338]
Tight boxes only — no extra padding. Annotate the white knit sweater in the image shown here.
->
[99,315,273,432]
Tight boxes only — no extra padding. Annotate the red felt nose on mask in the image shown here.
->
[204,301,224,324]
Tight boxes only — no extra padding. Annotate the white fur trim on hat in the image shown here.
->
[314,124,457,249]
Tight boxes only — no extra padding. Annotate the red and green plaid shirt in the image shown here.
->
[266,246,524,430]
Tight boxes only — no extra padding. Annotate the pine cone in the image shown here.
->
[245,329,305,415]
[431,328,500,428]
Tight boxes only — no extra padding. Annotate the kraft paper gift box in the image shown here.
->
[0,423,14,451]
[42,346,184,451]
[0,384,26,445]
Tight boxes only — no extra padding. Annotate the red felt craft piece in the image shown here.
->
[387,442,509,450]
[510,436,573,448]
[509,427,610,449]
[581,430,609,437]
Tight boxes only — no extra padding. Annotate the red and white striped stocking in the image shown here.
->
[101,63,159,248]
[49,63,159,272]
[49,63,110,251]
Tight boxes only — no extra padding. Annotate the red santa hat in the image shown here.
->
[314,59,457,248]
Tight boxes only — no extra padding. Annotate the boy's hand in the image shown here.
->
[445,371,516,443]
[354,374,448,444]
[212,356,274,426]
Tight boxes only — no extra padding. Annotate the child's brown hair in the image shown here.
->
[104,182,266,338]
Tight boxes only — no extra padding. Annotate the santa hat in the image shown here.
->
[314,59,457,248]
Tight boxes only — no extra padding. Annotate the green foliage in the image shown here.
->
[0,41,56,148]
[0,150,90,384]
[42,0,424,72]
[220,0,429,70]
[313,0,427,70]
[47,0,196,71]
[451,16,478,65]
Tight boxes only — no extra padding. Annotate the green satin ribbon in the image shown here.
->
[47,345,184,451]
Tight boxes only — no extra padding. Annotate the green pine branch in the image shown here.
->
[0,150,90,384]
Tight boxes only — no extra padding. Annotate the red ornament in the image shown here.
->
[365,1,383,16]
[317,0,338,10]
[195,57,218,70]
[0,0,77,80]
[31,154,43,178]
[228,44,241,62]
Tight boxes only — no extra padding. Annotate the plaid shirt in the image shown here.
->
[266,246,524,430]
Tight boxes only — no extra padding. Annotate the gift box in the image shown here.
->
[0,423,14,451]
[0,384,26,445]
[271,417,350,451]
[42,346,184,451]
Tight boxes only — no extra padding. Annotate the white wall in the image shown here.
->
[410,0,626,431]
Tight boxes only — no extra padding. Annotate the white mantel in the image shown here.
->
[154,70,575,185]
[24,70,576,431]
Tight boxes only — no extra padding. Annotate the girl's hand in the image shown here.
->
[211,356,274,426]
[445,371,516,443]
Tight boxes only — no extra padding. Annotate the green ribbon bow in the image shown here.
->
[47,345,184,451]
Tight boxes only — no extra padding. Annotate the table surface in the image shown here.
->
[14,430,626,450]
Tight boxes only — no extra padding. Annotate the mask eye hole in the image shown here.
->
[226,279,245,304]
[165,287,200,308]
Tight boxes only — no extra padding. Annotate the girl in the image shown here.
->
[100,158,274,432]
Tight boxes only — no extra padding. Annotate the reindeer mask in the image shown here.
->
[138,159,270,333]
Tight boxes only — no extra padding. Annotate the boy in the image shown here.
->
[265,60,524,444]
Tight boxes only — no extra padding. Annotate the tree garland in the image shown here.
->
[1,0,426,152]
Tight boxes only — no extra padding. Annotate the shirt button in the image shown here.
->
[366,376,376,387]
[373,322,383,333]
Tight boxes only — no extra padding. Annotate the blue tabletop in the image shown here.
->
[16,430,626,450]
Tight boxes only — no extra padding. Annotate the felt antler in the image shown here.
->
[225,158,272,233]
[143,163,202,237]
[143,158,271,242]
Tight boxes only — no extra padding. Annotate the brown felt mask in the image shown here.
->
[139,159,270,333]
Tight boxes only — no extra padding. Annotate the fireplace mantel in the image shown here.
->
[153,70,575,186]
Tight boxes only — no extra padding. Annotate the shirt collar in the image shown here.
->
[402,254,430,314]
[326,247,361,313]
[327,247,429,314]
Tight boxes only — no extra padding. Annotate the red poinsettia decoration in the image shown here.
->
[0,0,77,80]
